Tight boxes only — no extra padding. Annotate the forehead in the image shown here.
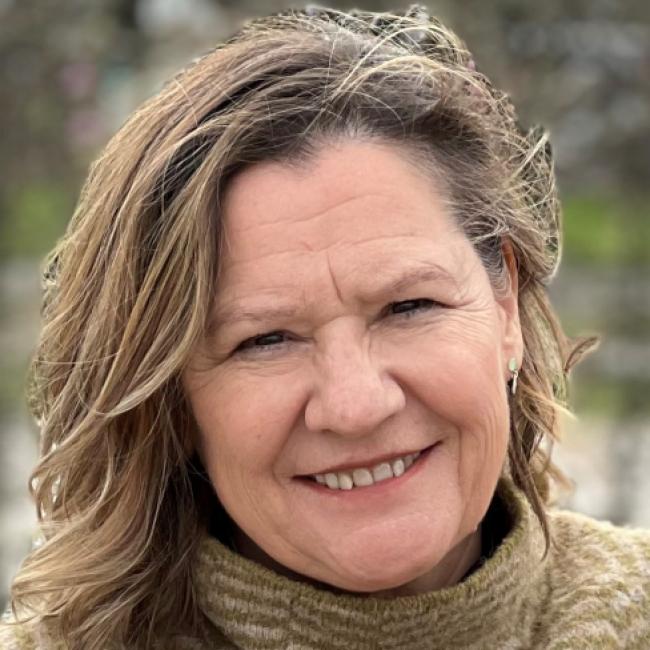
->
[216,141,478,303]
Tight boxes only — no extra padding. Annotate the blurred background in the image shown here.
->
[1,0,649,610]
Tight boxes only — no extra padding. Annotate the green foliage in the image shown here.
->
[0,359,28,418]
[1,183,72,259]
[562,195,650,266]
[571,376,650,417]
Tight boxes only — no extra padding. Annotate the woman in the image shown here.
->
[2,5,649,649]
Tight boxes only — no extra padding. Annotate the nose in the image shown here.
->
[304,337,406,437]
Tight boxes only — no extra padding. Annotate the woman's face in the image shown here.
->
[183,140,522,595]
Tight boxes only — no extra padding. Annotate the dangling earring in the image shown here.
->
[508,357,519,396]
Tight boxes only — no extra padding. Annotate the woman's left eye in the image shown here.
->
[386,298,438,319]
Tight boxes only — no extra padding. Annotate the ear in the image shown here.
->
[496,239,524,379]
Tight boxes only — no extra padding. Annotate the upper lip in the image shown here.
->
[298,444,434,477]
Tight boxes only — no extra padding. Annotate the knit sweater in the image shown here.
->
[2,479,649,649]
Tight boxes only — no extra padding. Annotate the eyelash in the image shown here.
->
[234,298,439,355]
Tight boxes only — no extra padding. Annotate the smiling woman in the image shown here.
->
[2,4,650,650]
[184,142,518,597]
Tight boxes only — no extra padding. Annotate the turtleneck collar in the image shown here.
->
[193,478,548,649]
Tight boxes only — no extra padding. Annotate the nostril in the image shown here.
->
[304,388,405,437]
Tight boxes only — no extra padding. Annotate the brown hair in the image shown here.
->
[8,5,595,648]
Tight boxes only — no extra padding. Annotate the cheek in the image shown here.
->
[395,316,509,506]
[185,367,306,481]
[398,312,506,417]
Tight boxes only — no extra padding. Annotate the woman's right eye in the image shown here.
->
[235,331,289,354]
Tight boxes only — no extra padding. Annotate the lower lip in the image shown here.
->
[295,443,440,500]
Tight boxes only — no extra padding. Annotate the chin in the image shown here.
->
[339,568,430,595]
[313,530,453,595]
[321,556,438,596]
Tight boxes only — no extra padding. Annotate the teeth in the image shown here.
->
[352,468,374,487]
[312,450,422,490]
[324,473,339,489]
[338,473,353,490]
[372,462,392,483]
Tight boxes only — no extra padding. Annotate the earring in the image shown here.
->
[508,357,519,396]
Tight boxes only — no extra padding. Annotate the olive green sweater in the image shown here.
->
[2,479,650,649]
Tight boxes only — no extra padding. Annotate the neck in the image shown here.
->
[371,526,482,597]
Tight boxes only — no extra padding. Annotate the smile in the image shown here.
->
[302,444,437,491]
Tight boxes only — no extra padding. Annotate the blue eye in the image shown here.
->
[388,298,437,318]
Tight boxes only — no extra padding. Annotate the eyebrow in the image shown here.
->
[373,263,458,298]
[208,262,458,332]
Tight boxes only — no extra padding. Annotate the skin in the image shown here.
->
[183,140,523,597]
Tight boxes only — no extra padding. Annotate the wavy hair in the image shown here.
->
[8,5,596,648]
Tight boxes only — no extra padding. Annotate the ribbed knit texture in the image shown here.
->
[2,479,649,649]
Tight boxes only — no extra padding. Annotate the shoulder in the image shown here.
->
[539,507,650,648]
[548,507,650,581]
[0,609,66,650]
[0,611,228,650]
[0,615,37,650]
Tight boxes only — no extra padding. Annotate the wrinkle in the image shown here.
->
[326,250,344,304]
[229,192,387,233]
[223,234,443,266]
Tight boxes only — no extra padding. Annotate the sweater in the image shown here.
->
[2,478,650,649]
